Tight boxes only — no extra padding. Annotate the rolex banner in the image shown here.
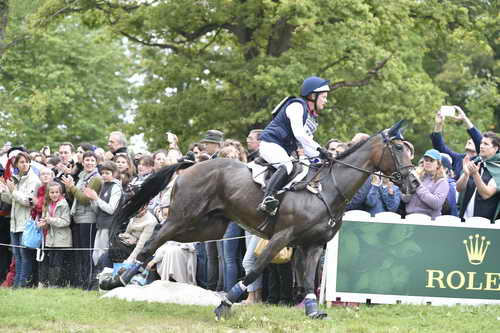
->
[321,217,500,305]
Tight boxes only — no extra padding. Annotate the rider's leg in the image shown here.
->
[257,142,293,216]
[258,165,290,215]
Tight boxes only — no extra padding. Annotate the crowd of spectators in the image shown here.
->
[0,106,498,307]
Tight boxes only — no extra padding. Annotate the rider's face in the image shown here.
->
[315,92,328,111]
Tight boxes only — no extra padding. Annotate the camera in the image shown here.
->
[440,106,456,117]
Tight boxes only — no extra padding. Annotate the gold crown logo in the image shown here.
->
[463,234,490,265]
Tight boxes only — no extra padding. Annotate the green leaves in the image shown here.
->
[0,7,132,149]
[2,0,496,153]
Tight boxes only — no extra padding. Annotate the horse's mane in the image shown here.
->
[335,133,377,160]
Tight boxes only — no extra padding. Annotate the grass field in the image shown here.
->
[0,288,499,332]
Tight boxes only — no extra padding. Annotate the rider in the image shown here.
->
[257,76,332,216]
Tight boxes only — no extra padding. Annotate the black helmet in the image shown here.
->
[300,76,330,97]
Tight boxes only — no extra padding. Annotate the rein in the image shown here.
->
[314,131,413,228]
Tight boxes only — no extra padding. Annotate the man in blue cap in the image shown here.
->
[257,76,331,216]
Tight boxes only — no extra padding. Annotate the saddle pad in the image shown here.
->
[248,158,311,191]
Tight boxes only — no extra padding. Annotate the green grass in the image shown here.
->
[0,288,499,332]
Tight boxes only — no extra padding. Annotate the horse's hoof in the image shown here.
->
[307,311,328,320]
[214,301,232,321]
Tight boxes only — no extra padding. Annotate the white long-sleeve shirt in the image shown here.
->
[285,102,320,158]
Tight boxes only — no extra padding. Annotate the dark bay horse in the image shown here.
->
[111,120,414,320]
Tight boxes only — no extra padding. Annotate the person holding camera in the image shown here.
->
[402,149,450,220]
[430,106,482,180]
[456,132,500,222]
[365,173,401,216]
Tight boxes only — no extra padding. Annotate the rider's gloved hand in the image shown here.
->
[317,147,333,161]
[177,151,196,163]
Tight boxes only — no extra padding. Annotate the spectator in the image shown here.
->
[113,153,136,190]
[325,139,343,157]
[403,149,449,219]
[200,130,224,159]
[246,129,263,162]
[127,155,154,197]
[242,129,265,303]
[119,205,157,264]
[40,146,51,159]
[152,149,169,173]
[145,241,197,285]
[186,142,204,163]
[430,106,482,180]
[32,167,55,221]
[365,173,401,216]
[346,176,372,212]
[83,161,123,269]
[218,145,246,292]
[46,156,61,171]
[0,151,41,287]
[200,129,224,291]
[349,133,370,147]
[440,153,458,216]
[61,151,102,290]
[165,132,183,162]
[37,181,71,287]
[223,139,247,163]
[105,131,128,161]
[55,142,75,179]
[457,132,500,222]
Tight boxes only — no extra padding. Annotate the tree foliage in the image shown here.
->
[0,0,133,149]
[25,0,500,154]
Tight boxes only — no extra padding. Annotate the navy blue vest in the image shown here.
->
[260,97,310,155]
[96,182,120,230]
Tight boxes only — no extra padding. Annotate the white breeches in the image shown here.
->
[259,141,293,175]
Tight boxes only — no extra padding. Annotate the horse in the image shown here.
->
[109,120,414,320]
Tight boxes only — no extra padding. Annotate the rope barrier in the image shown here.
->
[0,235,249,252]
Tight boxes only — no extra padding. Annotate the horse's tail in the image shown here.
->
[114,161,191,226]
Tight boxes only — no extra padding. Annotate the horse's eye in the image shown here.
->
[394,144,403,151]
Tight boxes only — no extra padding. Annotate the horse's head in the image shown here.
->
[376,120,416,194]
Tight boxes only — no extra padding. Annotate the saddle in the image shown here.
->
[248,157,321,194]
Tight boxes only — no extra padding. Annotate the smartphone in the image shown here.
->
[440,106,456,117]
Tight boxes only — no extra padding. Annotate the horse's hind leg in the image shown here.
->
[301,245,327,319]
[214,228,294,320]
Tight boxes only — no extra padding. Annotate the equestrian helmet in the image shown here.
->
[300,76,330,97]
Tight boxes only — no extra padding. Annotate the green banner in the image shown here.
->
[336,221,500,300]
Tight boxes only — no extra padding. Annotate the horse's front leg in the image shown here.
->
[302,245,328,319]
[214,228,294,320]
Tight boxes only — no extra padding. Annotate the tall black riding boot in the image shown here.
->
[257,165,290,216]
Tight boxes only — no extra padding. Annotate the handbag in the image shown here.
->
[21,218,43,249]
[254,238,293,264]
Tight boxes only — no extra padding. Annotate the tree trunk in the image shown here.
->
[0,0,9,58]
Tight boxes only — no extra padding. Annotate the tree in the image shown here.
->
[33,0,498,154]
[0,1,133,149]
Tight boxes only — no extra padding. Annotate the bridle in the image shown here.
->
[314,131,414,227]
[326,130,414,183]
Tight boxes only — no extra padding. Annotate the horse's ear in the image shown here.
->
[387,120,407,140]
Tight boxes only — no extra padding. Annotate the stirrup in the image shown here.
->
[257,196,279,216]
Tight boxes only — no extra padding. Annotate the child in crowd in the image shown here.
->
[83,161,123,270]
[37,182,71,287]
